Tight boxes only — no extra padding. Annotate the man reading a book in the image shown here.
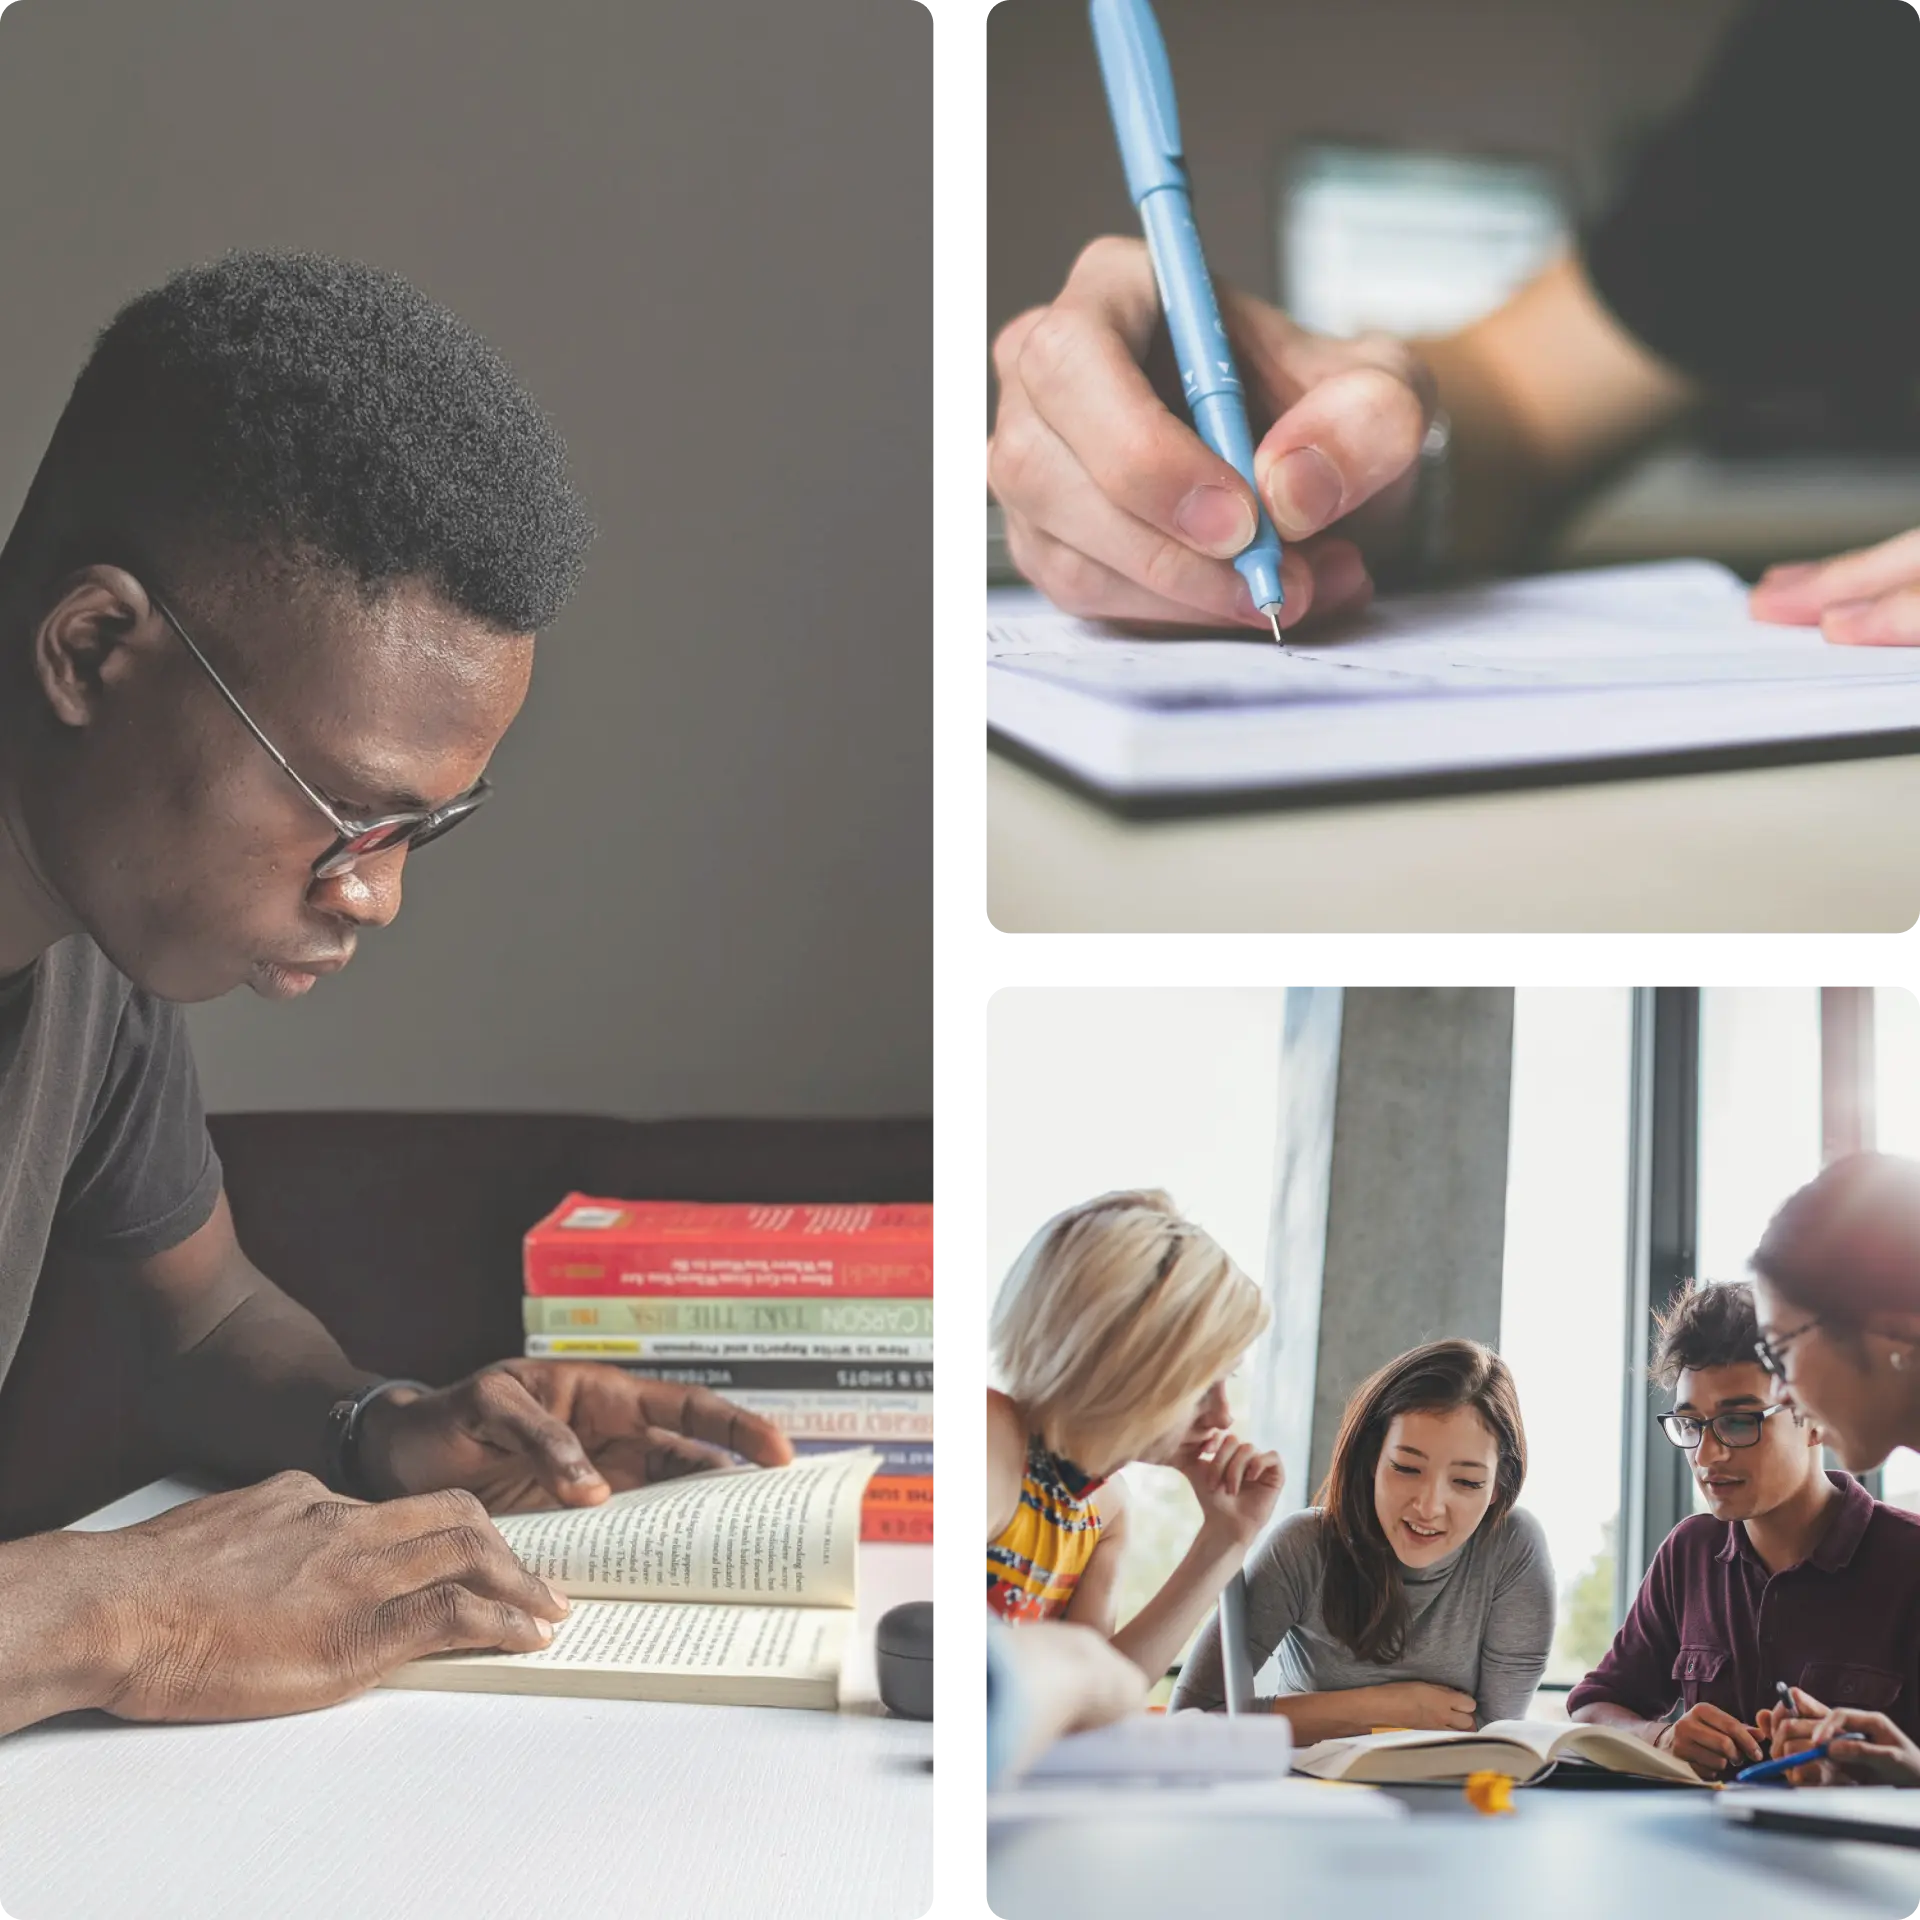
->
[1567,1282,1920,1779]
[0,253,791,1739]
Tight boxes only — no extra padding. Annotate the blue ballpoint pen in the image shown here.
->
[1090,0,1287,639]
[1733,1733,1866,1785]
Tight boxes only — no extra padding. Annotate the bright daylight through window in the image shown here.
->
[987,990,1287,1685]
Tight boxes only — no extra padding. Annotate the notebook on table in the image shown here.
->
[987,561,1920,813]
[1716,1786,1920,1848]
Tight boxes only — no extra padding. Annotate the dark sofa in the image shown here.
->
[0,1112,932,1538]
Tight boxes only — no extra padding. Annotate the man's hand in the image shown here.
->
[1172,1429,1284,1548]
[356,1360,795,1513]
[1654,1701,1765,1778]
[77,1472,568,1723]
[1769,1688,1920,1786]
[990,235,1432,633]
[1751,528,1920,645]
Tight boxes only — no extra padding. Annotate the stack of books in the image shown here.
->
[522,1196,932,1543]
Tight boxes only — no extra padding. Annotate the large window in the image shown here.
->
[986,990,1287,1648]
[1687,990,1825,1514]
[1874,988,1920,1512]
[1499,990,1634,1687]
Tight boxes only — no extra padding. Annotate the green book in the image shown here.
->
[523,1295,934,1338]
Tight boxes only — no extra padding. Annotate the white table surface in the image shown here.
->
[989,743,1920,931]
[0,1479,930,1920]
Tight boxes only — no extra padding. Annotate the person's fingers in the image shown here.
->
[635,1383,794,1468]
[373,1579,558,1665]
[591,1430,737,1489]
[1254,364,1432,541]
[1821,584,1920,648]
[1751,526,1920,623]
[465,1370,609,1505]
[378,1522,569,1622]
[1012,238,1274,559]
[995,422,1275,627]
[1006,512,1368,636]
[1250,1450,1285,1490]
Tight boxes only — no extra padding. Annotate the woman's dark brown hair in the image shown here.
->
[1315,1339,1528,1664]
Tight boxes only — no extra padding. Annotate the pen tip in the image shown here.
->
[1264,606,1283,644]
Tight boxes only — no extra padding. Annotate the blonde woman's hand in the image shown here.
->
[1176,1430,1284,1548]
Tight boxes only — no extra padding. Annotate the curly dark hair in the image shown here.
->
[1649,1281,1760,1389]
[7,250,593,631]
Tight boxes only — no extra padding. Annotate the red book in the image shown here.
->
[861,1476,933,1539]
[524,1196,933,1298]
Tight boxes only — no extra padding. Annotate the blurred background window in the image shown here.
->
[1279,145,1567,340]
[1498,989,1633,1688]
[987,990,1286,1670]
[1874,988,1920,1513]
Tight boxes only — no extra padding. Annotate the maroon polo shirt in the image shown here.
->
[1568,1473,1920,1738]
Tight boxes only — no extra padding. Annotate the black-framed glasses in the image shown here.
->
[1754,1317,1821,1381]
[1657,1405,1789,1450]
[150,588,491,880]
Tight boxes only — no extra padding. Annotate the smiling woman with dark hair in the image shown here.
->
[1171,1339,1553,1737]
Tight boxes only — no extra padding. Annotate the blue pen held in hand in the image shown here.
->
[1733,1733,1868,1785]
[1089,0,1287,639]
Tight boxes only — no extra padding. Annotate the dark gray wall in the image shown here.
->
[990,0,1742,347]
[0,0,930,1118]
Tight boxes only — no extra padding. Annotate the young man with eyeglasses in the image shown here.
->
[0,252,793,1737]
[1566,1281,1920,1779]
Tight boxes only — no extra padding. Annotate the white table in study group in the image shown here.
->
[0,1479,931,1920]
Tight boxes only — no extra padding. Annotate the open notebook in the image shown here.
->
[987,560,1920,809]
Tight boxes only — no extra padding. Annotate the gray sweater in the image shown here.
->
[1171,1505,1555,1722]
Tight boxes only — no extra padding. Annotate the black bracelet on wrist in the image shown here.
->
[323,1379,431,1498]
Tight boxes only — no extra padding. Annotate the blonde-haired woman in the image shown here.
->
[988,1190,1283,1680]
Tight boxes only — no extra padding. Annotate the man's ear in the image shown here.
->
[31,566,157,728]
[1864,1308,1920,1376]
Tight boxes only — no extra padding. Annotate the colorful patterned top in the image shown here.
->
[988,1435,1108,1624]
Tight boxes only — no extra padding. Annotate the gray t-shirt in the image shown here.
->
[1171,1504,1556,1722]
[0,934,222,1387]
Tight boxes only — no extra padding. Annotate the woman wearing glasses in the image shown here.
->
[1568,1275,1920,1780]
[1743,1155,1920,1786]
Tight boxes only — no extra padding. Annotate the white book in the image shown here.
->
[987,561,1920,806]
[1022,1710,1295,1782]
[383,1450,878,1710]
[1292,1719,1706,1787]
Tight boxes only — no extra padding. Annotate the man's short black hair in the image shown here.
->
[1650,1281,1762,1391]
[17,250,593,632]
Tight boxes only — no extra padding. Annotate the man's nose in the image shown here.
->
[309,846,407,930]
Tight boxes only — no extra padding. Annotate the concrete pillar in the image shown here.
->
[1260,988,1516,1504]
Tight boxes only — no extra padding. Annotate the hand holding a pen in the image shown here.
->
[1764,1687,1920,1787]
[990,235,1433,634]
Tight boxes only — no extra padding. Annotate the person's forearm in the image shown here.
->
[1569,1698,1666,1744]
[1108,1525,1245,1684]
[0,1531,129,1737]
[1261,1687,1396,1743]
[146,1274,380,1485]
[1412,254,1696,574]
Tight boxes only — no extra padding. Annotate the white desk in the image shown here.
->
[0,1480,930,1920]
[989,745,1920,931]
[990,1788,1920,1919]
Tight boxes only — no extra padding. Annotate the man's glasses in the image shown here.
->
[1754,1317,1820,1381]
[150,588,491,880]
[1657,1405,1788,1450]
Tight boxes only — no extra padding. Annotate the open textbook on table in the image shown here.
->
[1293,1720,1705,1787]
[384,1449,879,1710]
[986,560,1920,809]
